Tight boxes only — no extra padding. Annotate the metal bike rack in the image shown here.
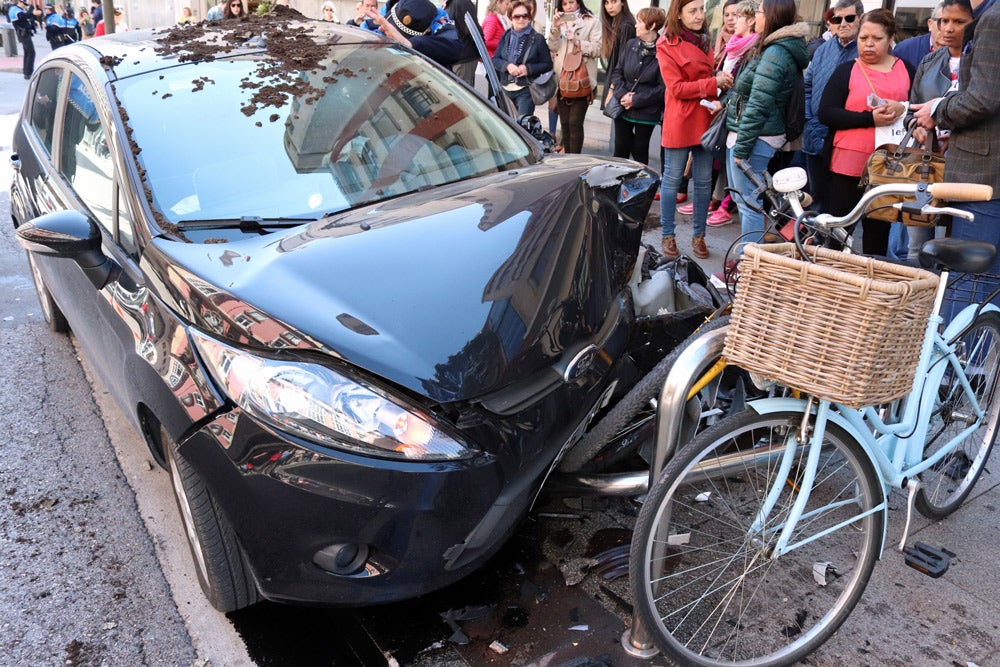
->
[621,324,730,658]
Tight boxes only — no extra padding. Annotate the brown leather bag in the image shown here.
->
[559,45,592,99]
[861,124,946,227]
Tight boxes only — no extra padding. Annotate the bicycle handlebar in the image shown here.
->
[927,183,994,201]
[810,181,992,230]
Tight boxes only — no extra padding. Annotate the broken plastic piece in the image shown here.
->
[812,561,834,586]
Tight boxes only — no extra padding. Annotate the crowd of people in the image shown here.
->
[6,0,997,264]
[445,0,989,264]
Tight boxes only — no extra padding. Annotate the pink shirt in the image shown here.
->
[830,58,911,178]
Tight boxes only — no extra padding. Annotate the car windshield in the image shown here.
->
[114,43,536,225]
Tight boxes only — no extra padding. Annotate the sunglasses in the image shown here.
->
[831,14,857,24]
[511,12,530,18]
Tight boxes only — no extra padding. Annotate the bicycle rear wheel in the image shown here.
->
[630,410,884,667]
[916,310,1000,519]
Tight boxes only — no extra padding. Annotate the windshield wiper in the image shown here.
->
[176,216,318,232]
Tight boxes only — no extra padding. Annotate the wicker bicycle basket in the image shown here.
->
[723,243,941,408]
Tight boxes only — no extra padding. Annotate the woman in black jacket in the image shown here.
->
[610,6,666,165]
[492,0,554,117]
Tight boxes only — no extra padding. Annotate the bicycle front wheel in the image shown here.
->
[917,310,1000,519]
[630,410,884,667]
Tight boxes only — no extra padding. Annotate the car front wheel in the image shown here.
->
[26,252,69,333]
[162,425,261,612]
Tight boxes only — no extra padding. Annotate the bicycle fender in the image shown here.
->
[746,397,890,558]
[942,302,1000,340]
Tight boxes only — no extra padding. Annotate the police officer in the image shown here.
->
[44,2,75,49]
[8,0,42,79]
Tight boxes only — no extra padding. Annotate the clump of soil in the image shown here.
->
[152,7,333,114]
[111,8,351,242]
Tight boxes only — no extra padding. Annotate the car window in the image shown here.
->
[30,68,65,156]
[113,43,536,227]
[60,74,114,233]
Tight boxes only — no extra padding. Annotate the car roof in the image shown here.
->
[63,12,385,80]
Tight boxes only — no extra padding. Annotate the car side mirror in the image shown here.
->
[16,210,122,290]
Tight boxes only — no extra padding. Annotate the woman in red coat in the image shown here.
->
[656,0,732,259]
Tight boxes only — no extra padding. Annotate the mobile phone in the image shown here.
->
[700,99,715,109]
[867,93,886,108]
[563,11,578,21]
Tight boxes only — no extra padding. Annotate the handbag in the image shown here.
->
[860,122,946,227]
[603,91,624,119]
[699,108,727,157]
[559,45,592,99]
[528,70,557,105]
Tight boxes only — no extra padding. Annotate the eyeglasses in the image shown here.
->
[831,14,857,24]
[511,12,530,18]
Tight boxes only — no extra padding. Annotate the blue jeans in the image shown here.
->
[727,140,777,242]
[660,145,713,239]
[505,87,535,118]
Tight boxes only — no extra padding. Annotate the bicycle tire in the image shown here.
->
[916,310,1000,519]
[630,409,884,667]
[557,316,732,473]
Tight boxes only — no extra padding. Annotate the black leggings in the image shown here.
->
[826,171,890,257]
[612,118,656,166]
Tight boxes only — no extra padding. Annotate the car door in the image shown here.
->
[20,63,152,419]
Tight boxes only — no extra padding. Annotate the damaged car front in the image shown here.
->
[12,15,663,611]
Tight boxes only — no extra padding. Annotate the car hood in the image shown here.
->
[154,157,657,402]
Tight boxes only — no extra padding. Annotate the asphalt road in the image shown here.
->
[3,34,1000,667]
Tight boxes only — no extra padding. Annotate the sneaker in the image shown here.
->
[676,192,688,204]
[677,202,694,215]
[707,207,734,226]
[661,236,679,259]
[691,236,709,259]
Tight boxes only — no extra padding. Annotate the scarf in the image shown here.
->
[510,24,533,63]
[724,32,758,59]
[679,29,710,54]
[640,37,657,57]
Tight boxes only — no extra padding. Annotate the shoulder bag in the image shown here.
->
[699,107,727,158]
[860,122,945,227]
[518,35,557,105]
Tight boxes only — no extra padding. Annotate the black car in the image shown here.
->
[10,14,672,612]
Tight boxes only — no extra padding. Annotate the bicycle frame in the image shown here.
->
[747,271,1000,559]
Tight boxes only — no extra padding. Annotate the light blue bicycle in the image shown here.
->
[629,173,998,667]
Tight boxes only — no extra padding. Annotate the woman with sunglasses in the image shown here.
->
[223,0,246,19]
[492,0,554,116]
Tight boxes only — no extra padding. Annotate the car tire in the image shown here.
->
[26,252,70,334]
[162,425,261,612]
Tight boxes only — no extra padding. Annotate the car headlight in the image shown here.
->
[190,331,473,461]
